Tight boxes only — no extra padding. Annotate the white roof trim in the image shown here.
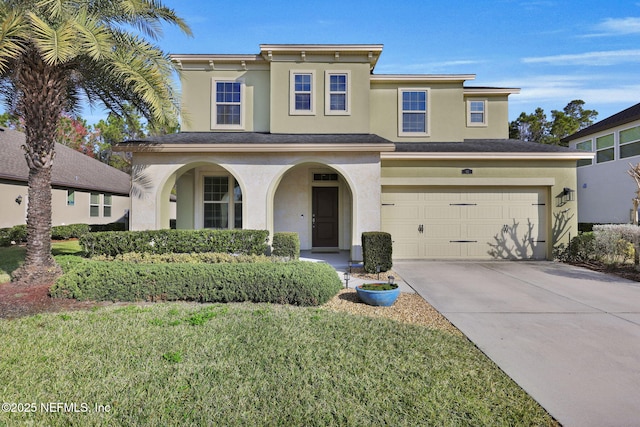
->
[464,87,521,95]
[371,74,476,82]
[382,152,595,160]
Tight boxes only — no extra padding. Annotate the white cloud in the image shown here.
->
[522,49,640,66]
[589,17,640,36]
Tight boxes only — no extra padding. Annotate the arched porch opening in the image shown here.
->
[159,161,246,230]
[271,162,354,252]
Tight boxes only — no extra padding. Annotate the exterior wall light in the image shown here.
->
[15,195,22,205]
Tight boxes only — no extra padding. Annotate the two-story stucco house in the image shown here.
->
[563,102,640,225]
[115,44,590,261]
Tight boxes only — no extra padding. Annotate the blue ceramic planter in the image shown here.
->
[356,284,400,307]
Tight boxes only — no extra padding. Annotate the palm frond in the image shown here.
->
[27,11,77,65]
[0,8,28,73]
[73,11,114,61]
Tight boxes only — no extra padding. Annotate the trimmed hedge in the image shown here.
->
[0,225,26,247]
[52,223,90,240]
[91,252,280,264]
[272,232,300,259]
[50,261,342,306]
[362,231,393,273]
[80,229,269,257]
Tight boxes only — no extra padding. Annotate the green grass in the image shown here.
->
[0,303,557,426]
[0,241,82,283]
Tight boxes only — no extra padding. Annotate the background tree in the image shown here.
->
[0,0,191,284]
[510,100,598,146]
[94,105,146,172]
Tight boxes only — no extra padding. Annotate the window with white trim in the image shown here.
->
[90,193,100,217]
[203,176,242,229]
[467,99,487,126]
[325,71,350,115]
[398,88,429,136]
[620,125,640,159]
[212,80,244,129]
[596,134,614,163]
[576,140,593,167]
[103,194,112,217]
[290,71,315,115]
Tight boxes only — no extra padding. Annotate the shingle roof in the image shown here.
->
[394,139,581,153]
[561,102,640,143]
[121,132,393,145]
[0,128,130,195]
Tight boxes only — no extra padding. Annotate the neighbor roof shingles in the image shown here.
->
[121,132,394,145]
[561,102,640,143]
[0,128,130,195]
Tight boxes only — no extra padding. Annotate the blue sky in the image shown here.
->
[85,0,640,126]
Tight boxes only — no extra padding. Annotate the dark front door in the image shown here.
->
[312,187,339,248]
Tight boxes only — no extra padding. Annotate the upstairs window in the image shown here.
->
[290,71,315,115]
[576,140,593,167]
[467,99,487,126]
[325,71,350,115]
[67,189,75,206]
[212,80,244,129]
[398,89,429,136]
[620,125,640,159]
[596,134,614,163]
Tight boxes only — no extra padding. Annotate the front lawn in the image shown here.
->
[0,303,557,426]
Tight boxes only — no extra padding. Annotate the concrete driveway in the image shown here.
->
[393,261,640,427]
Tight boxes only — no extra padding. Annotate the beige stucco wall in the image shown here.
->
[463,95,511,139]
[180,68,270,132]
[0,181,129,228]
[370,81,466,142]
[269,62,371,134]
[130,151,382,260]
[381,158,579,257]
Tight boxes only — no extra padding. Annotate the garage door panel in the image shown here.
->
[382,186,548,260]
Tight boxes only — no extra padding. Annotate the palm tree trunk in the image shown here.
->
[11,48,65,284]
[12,166,62,283]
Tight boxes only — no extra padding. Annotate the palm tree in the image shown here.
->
[0,0,191,284]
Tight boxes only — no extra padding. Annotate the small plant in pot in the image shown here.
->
[356,276,400,307]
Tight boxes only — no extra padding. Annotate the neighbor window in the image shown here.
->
[203,177,242,229]
[325,71,350,115]
[467,99,487,126]
[620,126,640,159]
[103,194,112,217]
[576,140,593,167]
[67,190,75,206]
[212,79,244,129]
[596,133,614,163]
[398,89,429,136]
[290,71,315,115]
[90,193,100,217]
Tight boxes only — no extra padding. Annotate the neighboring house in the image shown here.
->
[115,44,590,261]
[0,127,130,228]
[563,102,640,224]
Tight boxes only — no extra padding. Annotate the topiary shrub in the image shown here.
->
[272,232,300,259]
[362,231,393,274]
[50,260,342,306]
[564,232,596,262]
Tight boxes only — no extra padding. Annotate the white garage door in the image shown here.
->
[381,187,548,260]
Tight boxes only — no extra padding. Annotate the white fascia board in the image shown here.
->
[259,44,384,53]
[371,74,476,83]
[464,87,521,95]
[381,151,595,160]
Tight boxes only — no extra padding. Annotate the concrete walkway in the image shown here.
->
[393,260,640,427]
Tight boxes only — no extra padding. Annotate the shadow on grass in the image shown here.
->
[0,246,26,283]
